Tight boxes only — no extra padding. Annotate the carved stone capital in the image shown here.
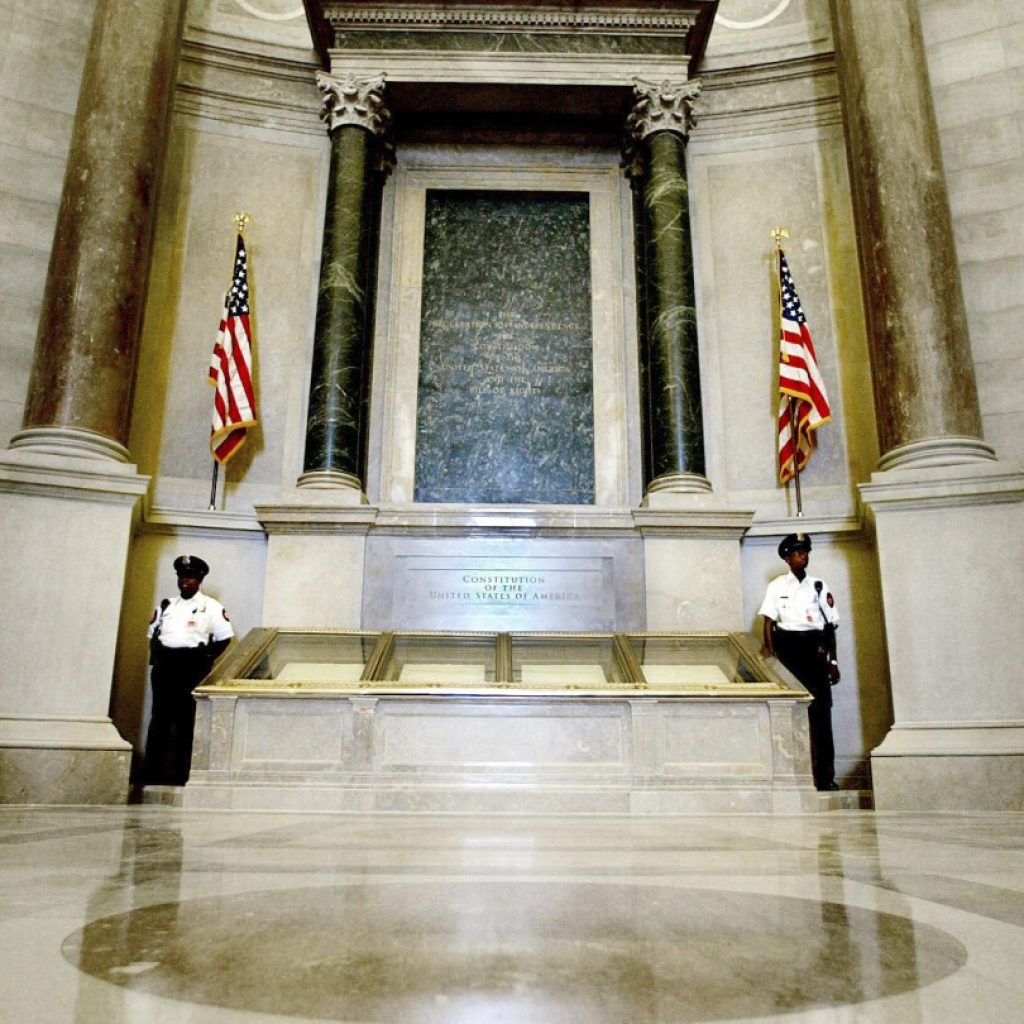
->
[316,70,395,173]
[629,77,701,138]
[317,70,390,134]
[623,77,701,174]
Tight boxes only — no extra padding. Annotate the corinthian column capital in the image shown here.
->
[316,70,391,135]
[623,78,701,178]
[627,77,701,143]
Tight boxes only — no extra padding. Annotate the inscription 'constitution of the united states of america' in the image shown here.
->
[415,190,595,504]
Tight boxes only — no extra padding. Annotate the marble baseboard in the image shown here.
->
[872,753,1024,811]
[183,780,819,814]
[0,746,130,805]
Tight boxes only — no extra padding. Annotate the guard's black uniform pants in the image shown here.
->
[143,645,212,785]
[772,627,835,790]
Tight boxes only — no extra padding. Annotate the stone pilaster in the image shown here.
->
[625,78,709,498]
[828,0,993,471]
[299,71,393,495]
[11,0,186,462]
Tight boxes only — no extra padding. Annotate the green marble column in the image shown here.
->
[300,72,391,490]
[13,0,186,462]
[626,79,708,495]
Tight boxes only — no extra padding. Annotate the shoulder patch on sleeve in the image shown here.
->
[149,609,158,624]
[222,608,230,621]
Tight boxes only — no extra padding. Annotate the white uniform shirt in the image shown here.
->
[758,572,839,632]
[148,590,234,649]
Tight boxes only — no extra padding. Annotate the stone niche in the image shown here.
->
[260,1,747,637]
[186,627,818,813]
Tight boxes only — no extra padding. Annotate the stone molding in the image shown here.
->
[742,514,863,539]
[296,468,367,493]
[875,435,997,473]
[0,715,132,752]
[139,504,265,538]
[859,463,1024,513]
[632,508,754,539]
[257,504,378,535]
[692,53,842,143]
[321,4,702,36]
[176,38,323,137]
[873,721,1024,757]
[8,425,132,463]
[253,502,759,540]
[323,51,692,89]
[645,470,712,494]
[0,455,150,506]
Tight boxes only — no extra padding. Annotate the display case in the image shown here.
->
[188,629,816,814]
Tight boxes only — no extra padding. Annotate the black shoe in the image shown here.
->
[817,782,840,792]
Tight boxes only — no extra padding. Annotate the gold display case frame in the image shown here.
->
[196,628,807,700]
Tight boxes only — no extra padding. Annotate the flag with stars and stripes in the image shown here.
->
[777,250,831,483]
[209,233,257,465]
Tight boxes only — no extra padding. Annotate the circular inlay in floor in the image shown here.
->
[64,881,967,1022]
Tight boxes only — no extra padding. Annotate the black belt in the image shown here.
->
[151,642,210,666]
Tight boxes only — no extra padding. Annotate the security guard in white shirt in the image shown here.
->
[143,555,234,785]
[759,533,840,791]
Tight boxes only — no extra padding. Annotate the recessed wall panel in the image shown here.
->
[414,189,595,504]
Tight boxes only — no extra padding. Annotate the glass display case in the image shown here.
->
[200,629,799,697]
[189,629,816,815]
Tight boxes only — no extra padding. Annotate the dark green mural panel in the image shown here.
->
[415,191,595,505]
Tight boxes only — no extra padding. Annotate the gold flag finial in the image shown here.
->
[771,226,789,249]
[233,211,251,234]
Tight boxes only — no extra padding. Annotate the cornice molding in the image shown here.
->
[321,4,701,35]
[176,36,324,136]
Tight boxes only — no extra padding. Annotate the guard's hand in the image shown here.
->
[827,660,841,686]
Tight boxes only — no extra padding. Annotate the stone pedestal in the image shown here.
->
[861,464,1024,810]
[635,505,753,631]
[0,453,149,803]
[257,502,374,628]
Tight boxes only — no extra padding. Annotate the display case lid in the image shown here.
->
[196,628,808,699]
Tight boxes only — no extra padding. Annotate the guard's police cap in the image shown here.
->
[173,554,210,579]
[778,533,812,558]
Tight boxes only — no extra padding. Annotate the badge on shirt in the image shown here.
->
[827,593,834,607]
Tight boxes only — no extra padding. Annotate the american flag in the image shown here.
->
[209,233,257,465]
[777,251,831,483]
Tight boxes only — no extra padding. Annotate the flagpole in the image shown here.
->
[788,398,803,518]
[208,461,219,511]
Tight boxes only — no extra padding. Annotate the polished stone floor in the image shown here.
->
[2,807,1023,1023]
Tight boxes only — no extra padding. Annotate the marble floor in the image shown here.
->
[2,807,1023,1023]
